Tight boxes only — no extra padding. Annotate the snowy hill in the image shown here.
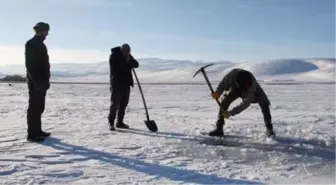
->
[0,58,334,83]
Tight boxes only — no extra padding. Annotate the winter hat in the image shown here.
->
[33,22,50,31]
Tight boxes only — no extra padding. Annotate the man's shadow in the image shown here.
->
[204,136,335,162]
[119,128,335,162]
[119,128,247,143]
[41,137,262,185]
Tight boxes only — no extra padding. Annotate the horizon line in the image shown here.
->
[0,56,335,66]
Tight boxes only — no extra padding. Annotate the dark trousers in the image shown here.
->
[217,92,272,129]
[108,86,130,125]
[27,86,47,135]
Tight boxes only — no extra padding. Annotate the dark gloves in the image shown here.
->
[128,55,139,69]
[130,62,138,68]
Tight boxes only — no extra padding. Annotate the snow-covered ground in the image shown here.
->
[0,82,335,184]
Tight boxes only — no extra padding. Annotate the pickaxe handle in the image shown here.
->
[193,64,226,112]
[200,69,222,107]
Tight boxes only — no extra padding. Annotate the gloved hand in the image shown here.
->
[221,111,231,119]
[211,92,220,99]
[130,61,137,68]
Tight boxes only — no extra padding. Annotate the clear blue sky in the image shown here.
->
[0,0,335,64]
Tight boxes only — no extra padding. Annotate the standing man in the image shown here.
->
[108,44,139,131]
[209,68,276,138]
[25,22,51,142]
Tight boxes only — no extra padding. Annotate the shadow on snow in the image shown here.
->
[40,137,262,185]
[119,128,336,162]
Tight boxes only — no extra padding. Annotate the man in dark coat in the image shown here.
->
[210,68,276,138]
[108,44,139,130]
[25,22,51,142]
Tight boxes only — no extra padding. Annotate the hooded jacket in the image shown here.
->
[109,47,139,88]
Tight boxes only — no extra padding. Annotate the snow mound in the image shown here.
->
[0,58,334,83]
[302,59,336,81]
[236,59,319,76]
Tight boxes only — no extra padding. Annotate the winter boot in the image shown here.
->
[27,134,45,142]
[109,125,115,131]
[39,131,51,138]
[208,120,224,137]
[266,123,275,138]
[109,119,115,131]
[116,122,130,129]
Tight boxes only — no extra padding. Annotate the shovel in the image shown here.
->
[132,68,158,132]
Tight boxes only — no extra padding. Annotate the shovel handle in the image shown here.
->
[132,69,150,121]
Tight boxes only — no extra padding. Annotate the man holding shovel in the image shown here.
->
[108,43,139,131]
[209,68,276,138]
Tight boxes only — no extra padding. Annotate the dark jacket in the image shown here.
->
[216,68,270,116]
[109,47,139,88]
[25,35,50,89]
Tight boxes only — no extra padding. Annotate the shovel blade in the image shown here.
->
[145,120,158,132]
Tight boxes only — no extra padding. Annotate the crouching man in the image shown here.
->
[210,68,276,138]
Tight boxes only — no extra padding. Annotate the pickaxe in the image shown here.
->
[193,64,224,110]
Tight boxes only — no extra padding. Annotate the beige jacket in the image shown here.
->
[216,69,270,116]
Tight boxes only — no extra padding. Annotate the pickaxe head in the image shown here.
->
[193,63,214,78]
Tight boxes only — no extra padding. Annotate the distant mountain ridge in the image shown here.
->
[0,58,334,83]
